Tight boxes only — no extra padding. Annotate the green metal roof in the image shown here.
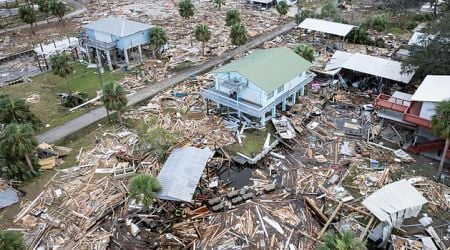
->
[211,47,312,93]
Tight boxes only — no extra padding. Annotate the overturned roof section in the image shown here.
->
[298,18,356,37]
[211,47,312,93]
[408,32,435,46]
[341,53,414,83]
[411,75,450,102]
[323,50,353,75]
[157,147,213,203]
[362,179,427,227]
[83,17,153,37]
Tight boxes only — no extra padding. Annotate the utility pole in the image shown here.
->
[94,49,111,122]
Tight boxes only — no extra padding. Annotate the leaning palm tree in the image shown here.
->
[149,26,168,58]
[276,1,289,21]
[50,52,73,94]
[179,0,195,46]
[0,230,26,250]
[0,96,40,128]
[317,230,366,250]
[213,0,225,9]
[129,174,161,206]
[225,9,240,26]
[195,24,211,55]
[431,99,450,178]
[293,43,315,62]
[102,82,127,124]
[230,23,247,46]
[0,123,39,180]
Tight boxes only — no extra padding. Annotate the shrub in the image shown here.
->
[372,15,388,31]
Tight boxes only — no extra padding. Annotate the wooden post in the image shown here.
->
[359,216,374,240]
[304,197,329,223]
[317,202,342,240]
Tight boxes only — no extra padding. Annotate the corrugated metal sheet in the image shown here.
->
[341,53,415,84]
[362,179,427,227]
[83,17,153,38]
[156,147,213,203]
[298,18,355,37]
[0,187,19,208]
[411,75,450,102]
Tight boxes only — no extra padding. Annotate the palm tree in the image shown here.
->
[195,24,211,55]
[431,100,450,178]
[129,174,161,206]
[18,5,36,35]
[0,96,40,128]
[37,0,51,23]
[0,230,26,250]
[276,1,289,21]
[102,82,127,124]
[50,52,73,94]
[179,0,195,46]
[317,230,366,250]
[230,23,247,46]
[149,26,168,58]
[213,0,225,9]
[225,9,240,26]
[51,0,66,27]
[293,43,314,62]
[0,123,39,180]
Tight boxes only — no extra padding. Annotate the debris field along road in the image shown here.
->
[0,0,87,35]
[37,21,297,144]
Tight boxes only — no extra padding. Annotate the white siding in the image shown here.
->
[214,72,265,105]
[419,101,436,120]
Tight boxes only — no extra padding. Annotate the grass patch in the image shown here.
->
[225,123,276,158]
[1,62,125,131]
[174,60,195,71]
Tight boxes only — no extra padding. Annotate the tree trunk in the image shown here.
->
[202,41,205,55]
[24,154,34,171]
[117,111,123,124]
[30,23,35,35]
[437,138,449,179]
[46,13,49,23]
[152,48,156,59]
[189,21,193,47]
[61,17,65,27]
[65,76,71,95]
[433,0,437,16]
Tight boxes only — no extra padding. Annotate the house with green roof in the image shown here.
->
[201,47,315,125]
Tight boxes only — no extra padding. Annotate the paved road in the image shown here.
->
[0,0,86,35]
[37,22,298,143]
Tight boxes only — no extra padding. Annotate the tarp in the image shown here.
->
[0,187,19,208]
[340,53,415,83]
[157,147,213,203]
[411,75,450,102]
[362,179,427,228]
[298,18,356,37]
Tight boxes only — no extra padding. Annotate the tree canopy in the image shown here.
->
[276,1,289,18]
[0,230,26,250]
[50,52,73,94]
[37,0,52,22]
[402,13,450,79]
[0,95,40,128]
[50,0,66,26]
[179,0,195,19]
[293,43,314,62]
[102,82,127,124]
[230,23,247,46]
[18,5,36,34]
[195,24,211,55]
[129,174,161,206]
[317,230,366,250]
[431,100,450,177]
[213,0,225,9]
[321,0,337,19]
[225,9,241,26]
[149,26,168,58]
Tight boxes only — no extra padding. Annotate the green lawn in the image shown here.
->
[1,62,125,131]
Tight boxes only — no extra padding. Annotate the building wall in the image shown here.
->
[262,71,308,105]
[214,72,264,105]
[419,101,436,120]
[116,30,151,50]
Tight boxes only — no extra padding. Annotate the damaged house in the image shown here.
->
[79,17,153,70]
[375,75,450,160]
[201,47,315,125]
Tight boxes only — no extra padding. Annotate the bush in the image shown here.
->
[321,0,337,19]
[0,230,26,250]
[333,15,348,24]
[413,13,433,22]
[406,20,419,30]
[347,26,369,44]
[129,174,161,206]
[372,15,388,32]
[295,9,315,24]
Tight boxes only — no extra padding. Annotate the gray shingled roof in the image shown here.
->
[83,17,153,37]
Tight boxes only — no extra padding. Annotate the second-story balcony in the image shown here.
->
[78,33,117,50]
[403,102,432,129]
[375,93,410,113]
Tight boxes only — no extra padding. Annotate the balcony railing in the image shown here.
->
[201,72,315,118]
[404,106,432,128]
[78,33,117,50]
[375,93,410,113]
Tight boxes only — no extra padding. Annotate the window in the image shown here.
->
[267,91,274,100]
[277,85,284,93]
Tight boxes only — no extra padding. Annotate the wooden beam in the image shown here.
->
[317,202,343,240]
